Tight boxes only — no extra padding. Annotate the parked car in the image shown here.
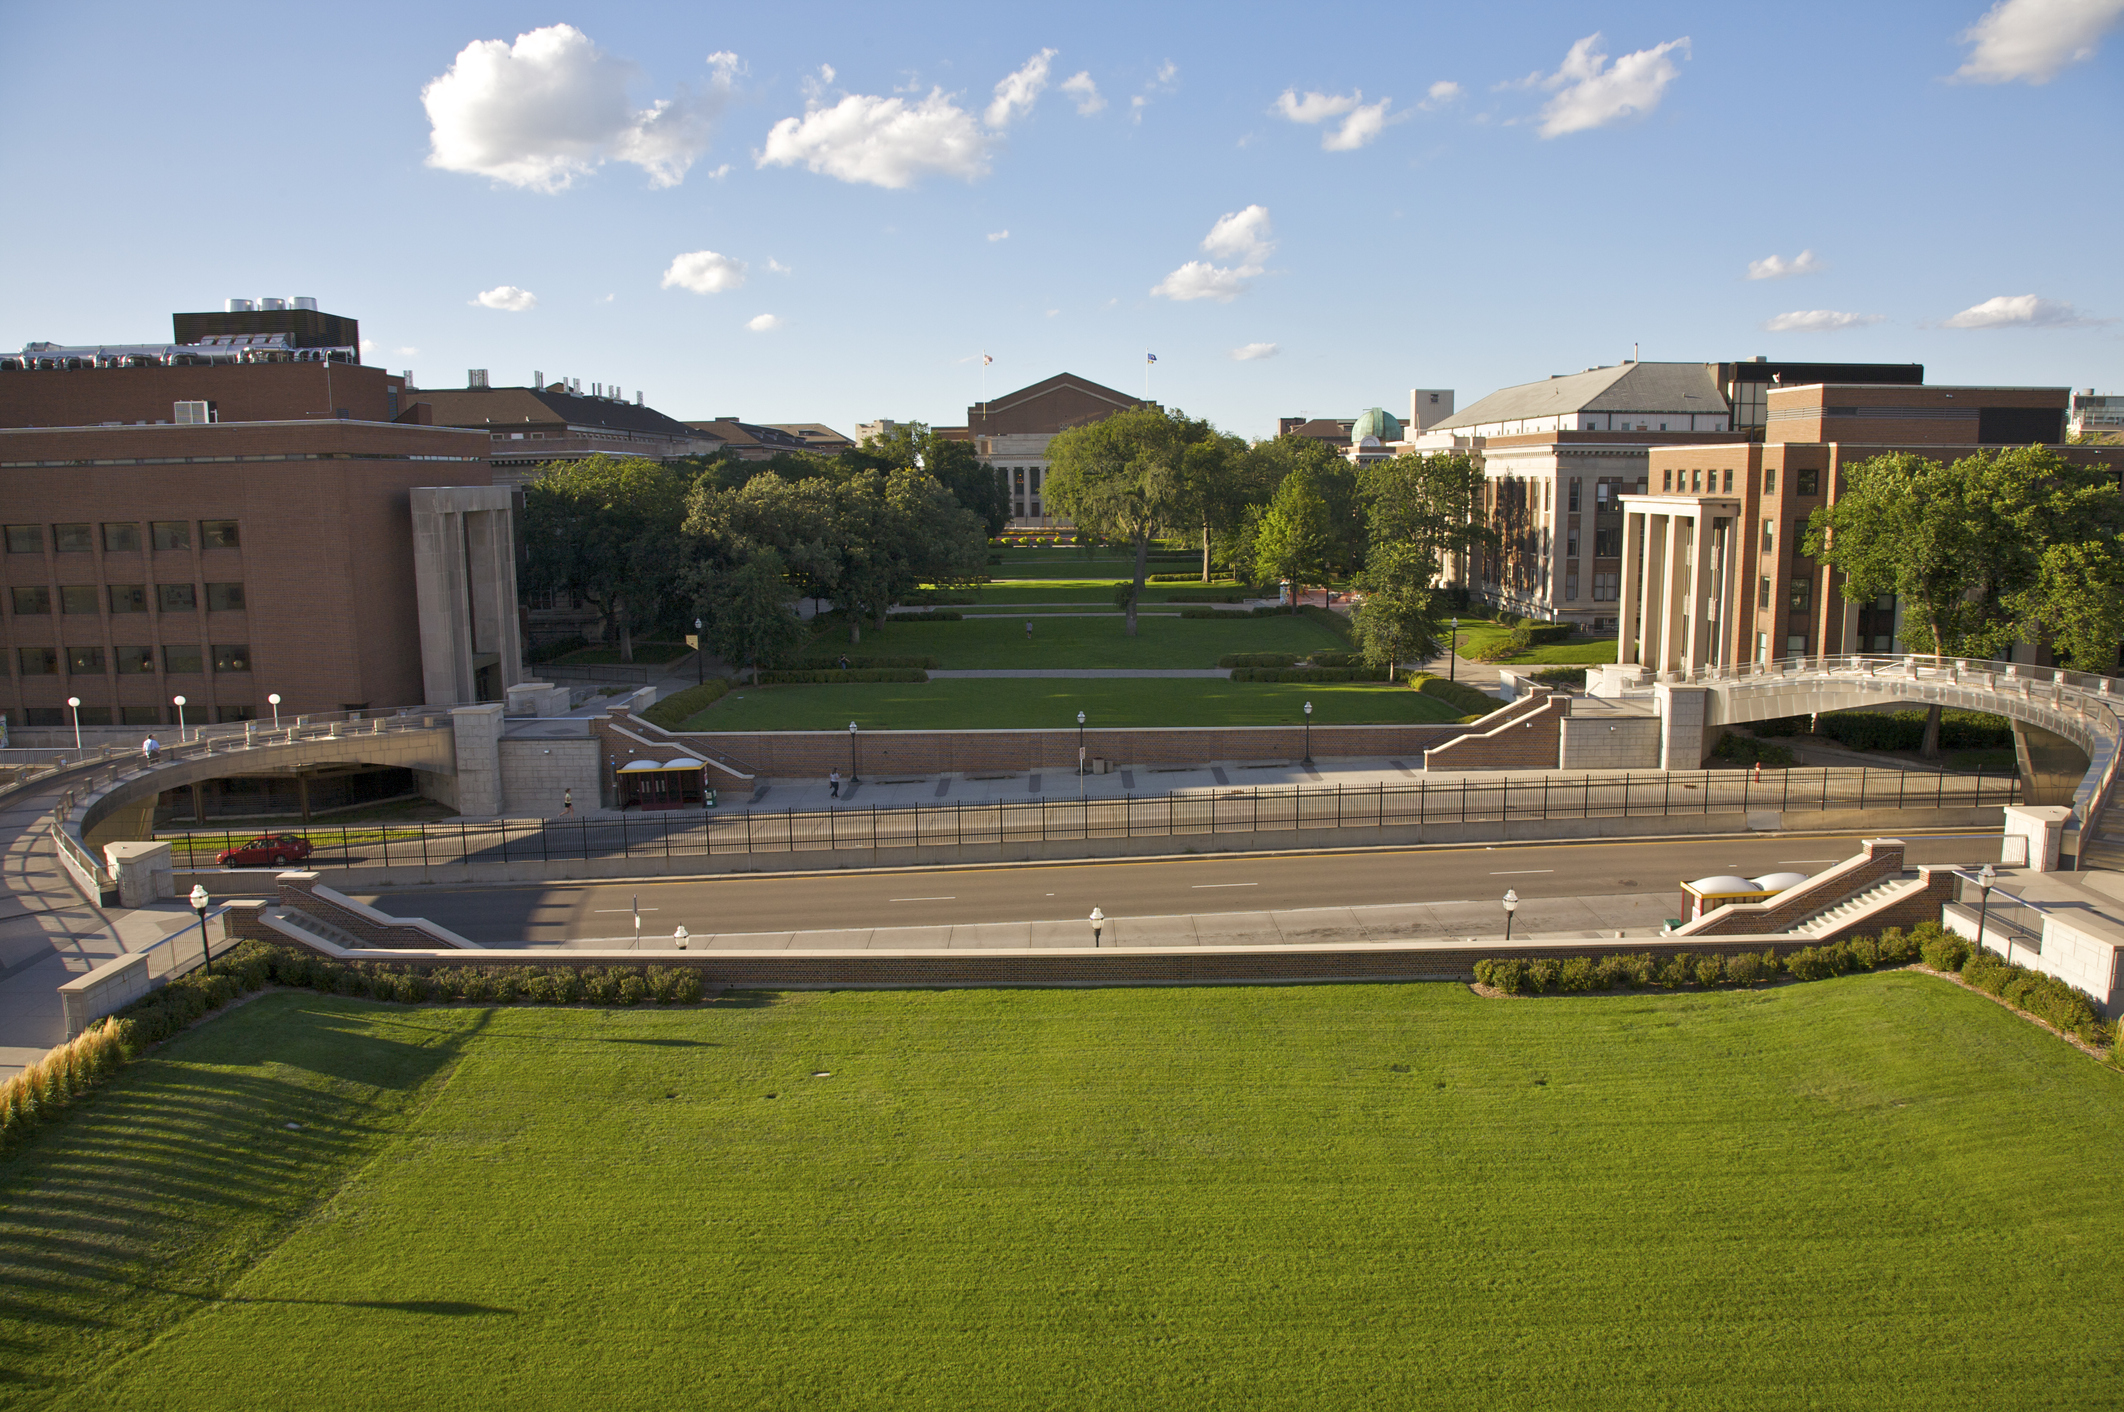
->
[214,834,313,868]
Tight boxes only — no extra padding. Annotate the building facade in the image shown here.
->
[409,384,723,489]
[952,372,1149,526]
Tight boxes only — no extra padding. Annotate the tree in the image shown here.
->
[1358,451,1491,586]
[1170,431,1250,581]
[1252,468,1332,606]
[844,422,1011,536]
[701,550,805,683]
[1045,405,1217,636]
[520,455,690,662]
[1353,542,1441,680]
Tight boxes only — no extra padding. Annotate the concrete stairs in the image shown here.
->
[1796,877,1927,938]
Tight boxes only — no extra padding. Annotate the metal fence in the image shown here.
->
[158,765,2020,872]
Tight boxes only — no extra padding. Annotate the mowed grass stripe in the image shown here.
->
[798,613,1345,669]
[686,678,1464,731]
[7,979,2122,1410]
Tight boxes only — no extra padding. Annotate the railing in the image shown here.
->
[155,765,2019,871]
[1950,871,2049,955]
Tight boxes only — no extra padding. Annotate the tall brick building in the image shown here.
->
[934,372,1149,526]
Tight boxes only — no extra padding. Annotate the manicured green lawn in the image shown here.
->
[6,979,2120,1411]
[952,581,1248,605]
[799,612,1344,669]
[684,678,1466,730]
[1506,638,1619,665]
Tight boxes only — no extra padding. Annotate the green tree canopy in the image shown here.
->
[701,549,805,682]
[1252,468,1333,606]
[1045,405,1220,635]
[520,455,691,662]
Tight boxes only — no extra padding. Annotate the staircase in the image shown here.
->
[1796,877,1927,938]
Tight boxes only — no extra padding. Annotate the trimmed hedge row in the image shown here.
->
[756,668,929,684]
[798,655,941,669]
[1161,592,1248,603]
[642,679,730,728]
[1230,666,1390,683]
[526,635,589,665]
[1219,652,1299,668]
[887,610,963,622]
[1753,709,2014,750]
[1410,674,1501,717]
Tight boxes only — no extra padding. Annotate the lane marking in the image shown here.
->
[1191,883,1258,889]
[1778,859,1840,864]
[890,896,956,902]
[592,907,657,913]
[1489,869,1554,875]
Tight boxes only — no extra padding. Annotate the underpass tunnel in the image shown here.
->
[2012,721,2088,807]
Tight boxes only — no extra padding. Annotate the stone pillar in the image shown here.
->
[449,703,505,818]
[1616,510,1642,665]
[102,840,173,908]
[412,486,520,707]
[2002,805,2074,872]
[1642,514,1670,674]
[1654,683,1709,770]
[1684,512,1715,675]
[1661,515,1690,676]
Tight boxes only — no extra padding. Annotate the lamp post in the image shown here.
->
[66,696,82,751]
[693,618,705,686]
[1975,863,1997,956]
[1450,618,1460,683]
[188,883,213,976]
[1089,907,1105,948]
[1077,710,1088,806]
[847,721,861,783]
[268,693,282,728]
[674,925,689,950]
[1502,888,1519,941]
[1302,700,1313,765]
[172,694,187,743]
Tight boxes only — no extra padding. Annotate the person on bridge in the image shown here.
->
[141,736,159,762]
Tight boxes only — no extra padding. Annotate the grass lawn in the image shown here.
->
[552,641,691,665]
[798,612,1345,669]
[684,678,1465,730]
[952,582,1249,606]
[5,979,2120,1411]
[1505,638,1619,665]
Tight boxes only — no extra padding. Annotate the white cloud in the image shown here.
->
[473,285,537,311]
[766,258,792,274]
[987,229,1010,242]
[359,338,376,355]
[1061,71,1105,114]
[1129,95,1148,122]
[1231,342,1279,361]
[1323,98,1394,150]
[1154,205,1275,302]
[757,88,991,188]
[704,163,732,179]
[746,314,783,332]
[1530,33,1690,138]
[660,250,747,295]
[1954,0,2124,82]
[422,26,737,191]
[985,48,1056,128]
[397,346,420,356]
[1421,80,1463,109]
[1747,249,1823,280]
[1943,294,2104,328]
[1764,310,1885,333]
[1274,89,1360,124]
[1154,61,1178,85]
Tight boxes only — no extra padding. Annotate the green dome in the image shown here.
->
[1352,407,1402,443]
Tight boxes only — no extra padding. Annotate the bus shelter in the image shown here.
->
[616,756,713,810]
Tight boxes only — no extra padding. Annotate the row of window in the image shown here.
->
[1655,467,1824,498]
[3,520,241,555]
[9,704,256,728]
[14,644,251,675]
[1761,577,1815,612]
[9,583,245,614]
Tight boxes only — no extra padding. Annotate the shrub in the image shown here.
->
[1475,958,1529,995]
[1525,959,1560,994]
[1656,952,1696,987]
[1409,674,1500,717]
[616,975,649,1006]
[1161,591,1247,603]
[1784,946,1839,982]
[1181,607,1244,620]
[756,668,929,684]
[1918,927,1972,973]
[1598,954,1655,989]
[526,635,589,665]
[1556,956,1599,992]
[1712,734,1796,768]
[887,610,962,622]
[1218,653,1299,668]
[642,679,729,728]
[1874,927,1917,964]
[1725,951,1765,985]
[1531,666,1589,689]
[1694,955,1725,986]
[1961,951,2011,996]
[1229,666,1382,683]
[797,655,941,669]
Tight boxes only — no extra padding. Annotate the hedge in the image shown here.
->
[1409,674,1501,717]
[798,655,941,669]
[526,635,589,665]
[756,668,929,684]
[642,679,729,728]
[886,610,962,622]
[1161,592,1248,603]
[1231,666,1388,683]
[1712,734,1795,768]
[899,591,976,606]
[1752,709,2014,750]
[1219,653,1300,668]
[1149,573,1241,583]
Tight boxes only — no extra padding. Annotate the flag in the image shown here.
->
[982,353,993,366]
[1146,352,1158,364]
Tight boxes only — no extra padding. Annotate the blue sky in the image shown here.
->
[2,0,2120,439]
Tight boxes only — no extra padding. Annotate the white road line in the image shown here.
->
[592,907,658,913]
[1191,882,1259,889]
[1488,869,1554,875]
[890,896,956,902]
[1778,859,1839,864]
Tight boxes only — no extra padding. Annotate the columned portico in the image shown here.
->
[1618,493,1740,678]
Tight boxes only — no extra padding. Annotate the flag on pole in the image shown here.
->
[1145,352,1158,364]
[982,353,993,365]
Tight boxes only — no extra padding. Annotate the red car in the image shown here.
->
[214,833,314,867]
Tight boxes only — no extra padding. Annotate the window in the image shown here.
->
[10,586,50,615]
[1796,467,1819,496]
[1723,468,1734,492]
[1792,519,1811,556]
[109,584,148,613]
[1543,482,1551,513]
[1566,526,1580,557]
[1789,578,1813,611]
[1691,469,1703,492]
[1764,467,1778,496]
[1565,571,1579,600]
[163,644,204,674]
[67,646,106,675]
[1569,478,1581,511]
[23,708,64,726]
[16,646,58,675]
[206,582,246,612]
[151,521,191,551]
[158,583,197,612]
[201,520,240,549]
[1756,632,1769,663]
[1761,519,1773,553]
[216,704,257,723]
[102,522,141,552]
[1758,576,1771,610]
[115,645,155,674]
[60,585,98,614]
[121,706,161,725]
[1661,469,1672,492]
[53,523,93,553]
[1785,633,1807,655]
[4,525,41,553]
[1594,527,1620,557]
[1592,572,1620,601]
[212,644,251,672]
[73,706,113,726]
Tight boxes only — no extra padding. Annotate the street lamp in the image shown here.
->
[188,883,213,976]
[1077,710,1087,775]
[66,696,82,751]
[1450,618,1460,683]
[847,721,861,783]
[1974,863,1997,956]
[693,618,705,686]
[674,925,690,951]
[1302,699,1314,765]
[1502,888,1520,941]
[268,693,281,728]
[1089,906,1105,948]
[172,694,188,743]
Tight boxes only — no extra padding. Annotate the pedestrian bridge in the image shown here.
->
[1594,654,2123,868]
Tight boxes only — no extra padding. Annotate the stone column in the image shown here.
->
[1616,509,1642,665]
[449,704,505,818]
[1642,514,1669,673]
[2001,805,2073,872]
[1684,512,1715,675]
[103,840,173,908]
[1655,683,1709,770]
[1661,515,1690,676]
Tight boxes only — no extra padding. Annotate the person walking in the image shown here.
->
[829,768,842,799]
[1024,620,1034,641]
[141,735,159,762]
[562,788,574,817]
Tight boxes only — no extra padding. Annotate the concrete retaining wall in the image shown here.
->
[1422,691,1568,771]
[1560,715,1663,770]
[500,736,602,817]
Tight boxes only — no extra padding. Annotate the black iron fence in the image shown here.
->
[158,766,2019,871]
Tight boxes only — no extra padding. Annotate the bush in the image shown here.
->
[886,610,962,622]
[1218,653,1299,668]
[799,655,941,669]
[1531,666,1588,689]
[1713,734,1796,768]
[1656,952,1697,987]
[1556,956,1599,992]
[525,635,589,665]
[1784,945,1839,982]
[1230,666,1385,683]
[642,679,730,728]
[1918,926,1972,973]
[756,668,929,684]
[1474,958,1529,995]
[1725,951,1765,985]
[1875,927,1918,964]
[1409,674,1501,717]
[1598,954,1655,989]
[1525,959,1560,994]
[1161,592,1247,603]
[1694,955,1726,986]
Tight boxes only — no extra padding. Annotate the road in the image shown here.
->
[353,829,1989,945]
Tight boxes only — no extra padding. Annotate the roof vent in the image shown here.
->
[468,369,489,389]
[293,297,318,311]
[259,297,288,312]
[225,298,255,313]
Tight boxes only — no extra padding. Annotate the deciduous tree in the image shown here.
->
[520,455,690,662]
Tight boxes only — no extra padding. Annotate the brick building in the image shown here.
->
[939,372,1148,525]
[409,382,723,489]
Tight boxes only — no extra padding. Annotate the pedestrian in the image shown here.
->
[562,788,574,817]
[838,653,850,670]
[1025,620,1033,640]
[141,735,159,762]
[829,767,841,799]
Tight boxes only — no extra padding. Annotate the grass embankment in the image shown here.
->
[682,678,1464,731]
[552,640,692,666]
[797,612,1345,670]
[1448,617,1619,667]
[4,980,2120,1410]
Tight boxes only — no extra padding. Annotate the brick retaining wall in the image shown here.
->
[1422,689,1568,772]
